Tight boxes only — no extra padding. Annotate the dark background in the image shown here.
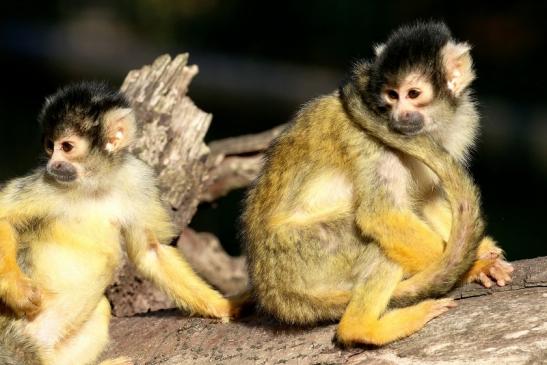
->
[0,1,545,260]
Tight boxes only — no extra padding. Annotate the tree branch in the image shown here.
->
[102,257,547,364]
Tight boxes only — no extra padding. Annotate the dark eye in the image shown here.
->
[387,90,399,100]
[61,142,74,153]
[408,89,421,99]
[45,139,54,154]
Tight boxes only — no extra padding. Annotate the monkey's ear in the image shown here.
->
[374,43,385,57]
[102,108,137,153]
[442,42,475,97]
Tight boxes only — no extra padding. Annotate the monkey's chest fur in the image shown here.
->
[17,195,126,348]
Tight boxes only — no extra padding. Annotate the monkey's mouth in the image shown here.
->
[46,170,78,183]
[390,123,424,136]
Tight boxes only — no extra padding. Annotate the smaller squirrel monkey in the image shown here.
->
[243,22,513,346]
[0,82,242,365]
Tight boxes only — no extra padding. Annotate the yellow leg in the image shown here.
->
[336,260,455,346]
[0,220,41,317]
[127,230,240,319]
[357,210,444,275]
[46,297,130,365]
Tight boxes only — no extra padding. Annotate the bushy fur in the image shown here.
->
[0,82,239,364]
[242,21,496,346]
[361,22,455,116]
[38,81,129,152]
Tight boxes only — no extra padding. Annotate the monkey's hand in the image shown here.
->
[1,272,42,318]
[463,237,514,288]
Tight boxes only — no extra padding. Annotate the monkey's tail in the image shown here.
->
[342,83,484,305]
[390,154,484,305]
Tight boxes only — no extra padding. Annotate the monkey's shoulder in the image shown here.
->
[0,169,52,213]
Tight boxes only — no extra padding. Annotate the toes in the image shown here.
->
[426,298,457,320]
[495,262,513,283]
[437,298,457,308]
[479,272,492,288]
[489,266,506,286]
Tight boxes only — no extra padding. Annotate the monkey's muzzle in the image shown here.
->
[46,161,78,182]
[390,111,424,136]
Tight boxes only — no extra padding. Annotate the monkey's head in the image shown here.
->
[38,81,136,187]
[356,21,475,136]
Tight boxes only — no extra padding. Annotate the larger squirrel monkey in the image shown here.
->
[242,22,513,346]
[0,82,241,365]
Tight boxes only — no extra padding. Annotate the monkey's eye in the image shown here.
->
[45,139,54,155]
[408,89,421,99]
[61,141,74,153]
[387,90,399,100]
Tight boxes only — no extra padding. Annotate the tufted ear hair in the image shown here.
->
[102,108,136,153]
[441,41,475,97]
[374,43,385,57]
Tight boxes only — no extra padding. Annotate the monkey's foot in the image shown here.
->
[1,273,42,318]
[464,247,514,288]
[422,298,457,323]
[211,290,253,320]
[98,356,133,365]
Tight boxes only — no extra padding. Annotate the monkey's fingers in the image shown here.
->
[478,272,493,288]
[489,260,513,287]
[4,275,42,318]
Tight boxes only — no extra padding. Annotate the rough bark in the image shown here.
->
[122,53,212,227]
[102,257,547,365]
[200,124,286,202]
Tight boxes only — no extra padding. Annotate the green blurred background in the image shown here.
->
[0,0,545,260]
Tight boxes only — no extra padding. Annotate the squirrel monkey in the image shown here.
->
[0,82,241,365]
[242,22,513,346]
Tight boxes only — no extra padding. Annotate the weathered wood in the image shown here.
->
[122,53,212,227]
[208,124,287,156]
[201,125,287,202]
[177,228,248,296]
[102,257,547,365]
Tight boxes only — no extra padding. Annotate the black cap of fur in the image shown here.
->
[357,21,453,115]
[38,81,129,150]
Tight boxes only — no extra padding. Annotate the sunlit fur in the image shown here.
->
[243,21,510,346]
[0,82,240,365]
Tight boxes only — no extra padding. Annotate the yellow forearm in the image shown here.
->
[357,210,444,274]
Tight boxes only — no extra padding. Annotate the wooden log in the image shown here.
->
[102,257,547,364]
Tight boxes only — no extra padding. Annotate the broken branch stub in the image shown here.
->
[122,53,212,227]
